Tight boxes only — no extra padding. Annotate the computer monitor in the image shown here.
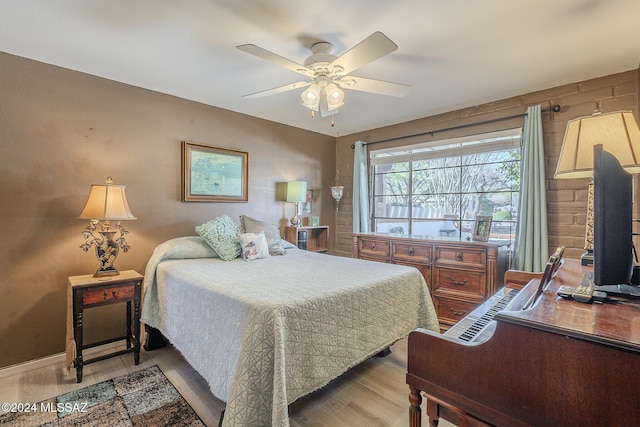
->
[592,144,634,286]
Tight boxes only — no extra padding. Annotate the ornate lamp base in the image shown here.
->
[94,230,120,277]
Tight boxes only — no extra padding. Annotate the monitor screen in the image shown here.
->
[593,144,633,286]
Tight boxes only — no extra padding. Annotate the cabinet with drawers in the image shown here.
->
[353,233,509,331]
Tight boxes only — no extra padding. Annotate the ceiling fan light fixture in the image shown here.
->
[301,83,320,111]
[238,32,409,124]
[326,83,344,112]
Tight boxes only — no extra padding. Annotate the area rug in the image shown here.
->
[0,365,205,426]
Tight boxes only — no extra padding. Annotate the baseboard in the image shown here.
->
[0,341,124,380]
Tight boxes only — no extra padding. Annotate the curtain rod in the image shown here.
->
[350,104,561,149]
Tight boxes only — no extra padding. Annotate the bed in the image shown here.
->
[141,236,439,427]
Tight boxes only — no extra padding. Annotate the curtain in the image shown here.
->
[353,141,370,233]
[514,105,549,271]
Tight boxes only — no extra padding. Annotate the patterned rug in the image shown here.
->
[0,365,205,426]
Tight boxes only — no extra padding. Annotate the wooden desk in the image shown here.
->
[68,270,143,382]
[406,259,640,427]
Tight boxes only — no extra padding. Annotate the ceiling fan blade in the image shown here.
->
[243,81,311,99]
[337,76,411,97]
[328,32,398,76]
[237,44,314,77]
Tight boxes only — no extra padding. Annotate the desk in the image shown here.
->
[68,270,143,382]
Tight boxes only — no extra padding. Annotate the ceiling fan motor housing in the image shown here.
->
[304,42,338,73]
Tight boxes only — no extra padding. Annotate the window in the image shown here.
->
[370,129,522,243]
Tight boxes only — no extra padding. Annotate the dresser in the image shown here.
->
[353,233,509,331]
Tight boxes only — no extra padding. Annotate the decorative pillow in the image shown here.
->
[238,232,270,261]
[239,215,286,255]
[195,215,242,261]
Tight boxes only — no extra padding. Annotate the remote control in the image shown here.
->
[557,284,607,303]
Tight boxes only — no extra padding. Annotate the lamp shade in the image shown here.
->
[301,84,320,111]
[286,181,307,203]
[555,110,640,179]
[330,185,344,202]
[326,83,345,112]
[78,177,136,220]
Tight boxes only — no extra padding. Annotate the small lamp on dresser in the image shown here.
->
[286,180,307,227]
[78,176,137,277]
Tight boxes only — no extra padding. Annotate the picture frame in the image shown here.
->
[472,215,493,242]
[302,189,313,215]
[182,141,248,202]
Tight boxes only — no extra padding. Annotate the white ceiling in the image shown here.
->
[1,1,639,137]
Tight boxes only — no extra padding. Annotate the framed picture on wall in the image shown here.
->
[302,189,313,215]
[182,141,248,202]
[472,215,492,242]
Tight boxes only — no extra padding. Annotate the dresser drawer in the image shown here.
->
[434,246,486,268]
[433,267,486,298]
[360,255,390,263]
[358,237,390,258]
[435,297,478,327]
[393,260,432,287]
[392,242,431,264]
[82,283,135,306]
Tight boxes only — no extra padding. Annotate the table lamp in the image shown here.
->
[555,110,640,265]
[286,181,307,227]
[78,176,137,277]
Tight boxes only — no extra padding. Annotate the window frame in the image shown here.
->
[369,128,522,242]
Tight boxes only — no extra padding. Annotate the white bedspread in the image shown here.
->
[141,237,439,427]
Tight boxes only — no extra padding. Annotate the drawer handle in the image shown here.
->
[103,290,118,301]
[456,251,463,261]
[449,308,467,317]
[409,247,414,256]
[450,277,468,286]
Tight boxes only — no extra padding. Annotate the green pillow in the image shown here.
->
[196,215,242,261]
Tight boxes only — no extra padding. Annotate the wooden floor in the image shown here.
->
[0,338,456,427]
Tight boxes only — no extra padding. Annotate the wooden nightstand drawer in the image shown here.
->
[392,242,431,263]
[82,283,135,306]
[433,267,485,298]
[434,246,486,268]
[358,237,390,258]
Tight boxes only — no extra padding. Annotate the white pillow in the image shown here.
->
[239,215,286,255]
[238,232,270,261]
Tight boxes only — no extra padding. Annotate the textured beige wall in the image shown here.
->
[335,68,640,259]
[2,50,638,369]
[0,52,335,368]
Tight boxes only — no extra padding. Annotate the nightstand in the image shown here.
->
[67,270,143,382]
[284,226,329,252]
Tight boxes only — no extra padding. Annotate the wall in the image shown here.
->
[335,68,640,260]
[0,52,335,368]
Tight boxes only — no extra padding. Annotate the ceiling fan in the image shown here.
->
[237,32,411,118]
